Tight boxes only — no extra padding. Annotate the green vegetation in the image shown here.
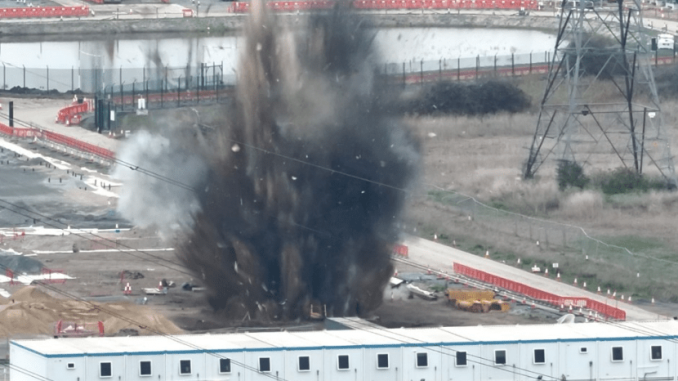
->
[591,168,667,195]
[557,160,589,191]
[409,80,531,116]
[421,189,678,301]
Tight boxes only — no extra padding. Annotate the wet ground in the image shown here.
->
[0,139,125,229]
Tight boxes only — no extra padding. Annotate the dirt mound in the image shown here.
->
[0,287,182,337]
[102,306,183,336]
[11,286,54,303]
[0,296,9,305]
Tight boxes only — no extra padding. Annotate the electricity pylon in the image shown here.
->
[524,0,676,187]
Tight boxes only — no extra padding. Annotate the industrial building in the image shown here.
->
[10,320,678,381]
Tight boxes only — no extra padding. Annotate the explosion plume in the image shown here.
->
[115,2,420,320]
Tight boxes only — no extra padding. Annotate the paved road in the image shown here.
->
[3,97,119,152]
[401,235,664,321]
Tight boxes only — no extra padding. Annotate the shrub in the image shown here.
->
[409,80,531,116]
[565,35,625,79]
[595,168,667,195]
[651,66,678,99]
[557,160,589,190]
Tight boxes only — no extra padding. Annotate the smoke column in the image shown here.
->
[116,2,420,320]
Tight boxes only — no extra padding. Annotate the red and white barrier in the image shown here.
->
[453,262,627,321]
[0,6,90,19]
[392,244,409,258]
[0,122,115,161]
[56,98,94,126]
[229,0,539,13]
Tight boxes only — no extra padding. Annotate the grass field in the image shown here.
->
[404,74,678,302]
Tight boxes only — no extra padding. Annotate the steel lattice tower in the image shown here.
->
[524,0,676,187]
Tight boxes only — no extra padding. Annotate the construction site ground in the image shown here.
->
[0,96,672,352]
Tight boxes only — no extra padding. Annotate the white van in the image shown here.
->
[657,33,675,50]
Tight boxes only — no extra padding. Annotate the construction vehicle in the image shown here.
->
[407,284,437,301]
[446,289,510,313]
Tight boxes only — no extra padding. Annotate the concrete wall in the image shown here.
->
[0,13,561,38]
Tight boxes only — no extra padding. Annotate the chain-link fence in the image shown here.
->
[425,187,678,302]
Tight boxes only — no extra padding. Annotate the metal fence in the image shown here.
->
[91,63,232,130]
[382,50,553,77]
[0,62,233,94]
[5,48,678,95]
[383,49,678,84]
[425,187,678,303]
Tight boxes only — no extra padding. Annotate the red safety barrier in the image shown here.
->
[228,0,533,12]
[56,101,92,126]
[41,268,67,284]
[392,244,409,257]
[0,122,114,160]
[0,6,89,19]
[453,263,626,320]
[43,130,114,159]
[5,269,16,285]
[0,123,12,136]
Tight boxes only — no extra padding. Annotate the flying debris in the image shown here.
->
[115,0,420,321]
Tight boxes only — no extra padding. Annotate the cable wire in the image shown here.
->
[0,263,288,381]
[0,200,190,276]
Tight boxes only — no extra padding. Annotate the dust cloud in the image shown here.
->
[115,2,421,320]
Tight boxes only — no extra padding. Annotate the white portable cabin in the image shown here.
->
[9,320,678,381]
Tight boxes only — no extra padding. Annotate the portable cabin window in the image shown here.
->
[580,347,588,354]
[337,355,350,370]
[67,363,75,370]
[376,354,389,369]
[416,352,428,368]
[651,346,663,360]
[611,347,624,362]
[495,350,507,365]
[456,351,467,366]
[533,349,546,364]
[219,358,231,374]
[139,361,152,376]
[298,356,310,372]
[179,360,192,375]
[99,362,112,378]
[259,357,271,372]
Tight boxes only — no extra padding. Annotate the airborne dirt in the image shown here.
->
[0,127,561,339]
[114,7,422,321]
